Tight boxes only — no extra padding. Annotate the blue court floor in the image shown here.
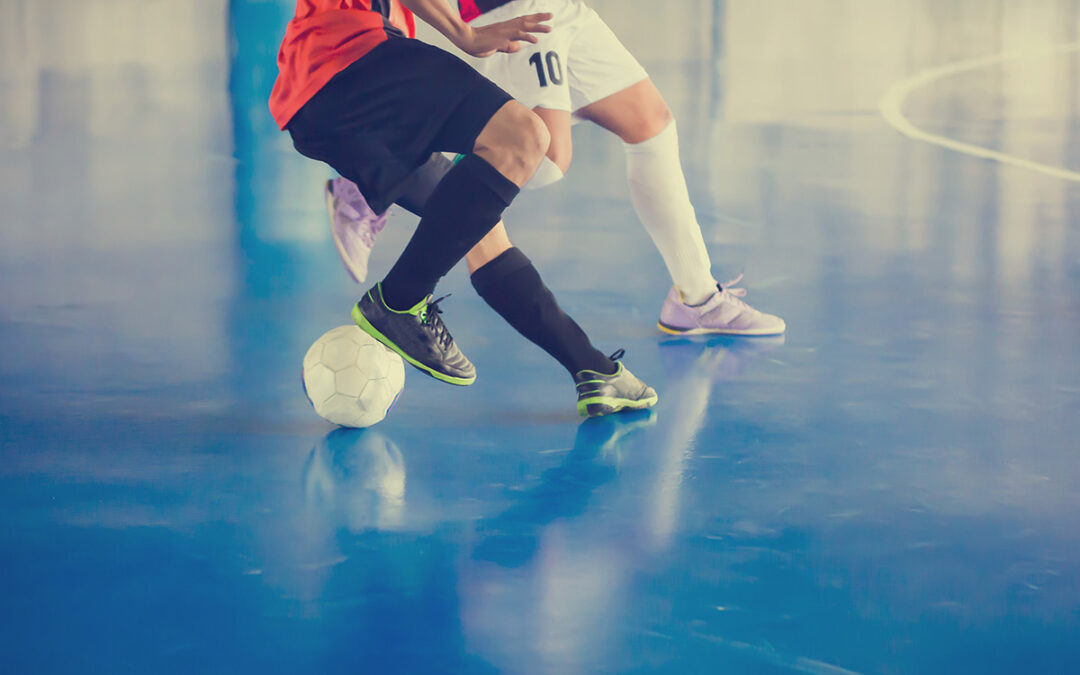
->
[2,1,1079,673]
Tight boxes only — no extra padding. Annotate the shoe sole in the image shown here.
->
[326,181,367,285]
[577,392,659,418]
[352,303,476,386]
[657,320,786,337]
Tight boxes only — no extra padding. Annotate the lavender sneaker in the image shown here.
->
[325,178,388,284]
[657,274,786,336]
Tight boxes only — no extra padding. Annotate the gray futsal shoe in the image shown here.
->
[352,283,476,386]
[574,350,658,417]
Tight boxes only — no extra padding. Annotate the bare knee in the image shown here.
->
[612,102,672,145]
[532,107,573,174]
[519,109,551,169]
[579,79,675,144]
[627,99,674,144]
[473,102,551,187]
[644,104,675,139]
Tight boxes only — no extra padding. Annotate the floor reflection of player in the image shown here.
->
[298,429,498,673]
[470,410,656,568]
[459,336,783,670]
[296,337,783,670]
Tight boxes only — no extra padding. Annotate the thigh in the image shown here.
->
[566,6,650,115]
[575,78,671,144]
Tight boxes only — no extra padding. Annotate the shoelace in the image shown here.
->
[419,294,453,350]
[717,273,755,311]
[719,273,748,298]
[608,348,625,362]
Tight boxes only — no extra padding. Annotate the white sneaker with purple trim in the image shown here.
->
[657,274,786,336]
[325,177,388,284]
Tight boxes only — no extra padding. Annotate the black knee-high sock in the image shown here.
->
[381,155,519,311]
[471,248,616,376]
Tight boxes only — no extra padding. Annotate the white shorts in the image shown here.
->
[464,0,650,115]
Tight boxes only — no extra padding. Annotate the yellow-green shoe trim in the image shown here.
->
[577,392,659,418]
[352,299,476,386]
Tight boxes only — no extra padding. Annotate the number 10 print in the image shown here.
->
[529,51,564,87]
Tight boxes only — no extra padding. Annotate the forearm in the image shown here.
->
[399,0,471,49]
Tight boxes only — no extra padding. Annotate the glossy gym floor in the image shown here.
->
[1,1,1078,672]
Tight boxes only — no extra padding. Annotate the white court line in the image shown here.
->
[879,42,1080,181]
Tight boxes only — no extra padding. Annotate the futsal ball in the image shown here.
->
[302,325,405,428]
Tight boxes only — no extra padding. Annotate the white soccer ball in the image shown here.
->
[302,325,406,428]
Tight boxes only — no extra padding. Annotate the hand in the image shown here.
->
[457,12,552,58]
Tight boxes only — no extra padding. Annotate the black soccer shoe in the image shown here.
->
[574,350,658,417]
[352,283,476,386]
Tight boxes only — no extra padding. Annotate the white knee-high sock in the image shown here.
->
[624,120,716,305]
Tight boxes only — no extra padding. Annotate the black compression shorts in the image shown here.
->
[287,37,513,214]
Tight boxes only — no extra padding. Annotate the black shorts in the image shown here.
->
[287,37,513,214]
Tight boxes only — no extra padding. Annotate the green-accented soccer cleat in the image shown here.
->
[352,283,476,386]
[574,350,658,418]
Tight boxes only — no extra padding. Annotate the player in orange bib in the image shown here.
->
[273,0,657,416]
